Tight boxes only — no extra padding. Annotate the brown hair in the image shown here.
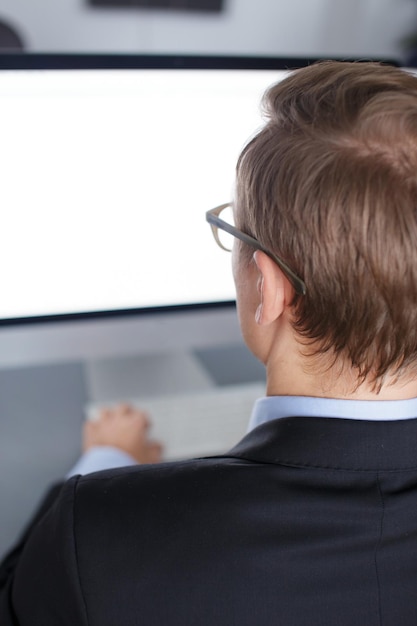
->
[236,61,417,385]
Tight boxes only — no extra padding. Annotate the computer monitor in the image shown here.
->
[0,53,317,368]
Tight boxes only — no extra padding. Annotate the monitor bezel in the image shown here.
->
[0,52,325,71]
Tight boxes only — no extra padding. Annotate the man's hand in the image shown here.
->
[83,404,163,464]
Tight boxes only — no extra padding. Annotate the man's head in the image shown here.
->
[235,61,417,389]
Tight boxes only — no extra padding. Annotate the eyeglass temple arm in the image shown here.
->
[206,211,306,297]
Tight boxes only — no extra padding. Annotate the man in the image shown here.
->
[2,60,417,625]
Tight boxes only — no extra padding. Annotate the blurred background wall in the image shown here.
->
[0,0,416,62]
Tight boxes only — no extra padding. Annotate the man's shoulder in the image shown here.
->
[71,454,248,512]
[79,453,241,483]
[60,455,255,551]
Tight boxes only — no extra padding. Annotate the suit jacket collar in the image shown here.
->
[228,416,417,471]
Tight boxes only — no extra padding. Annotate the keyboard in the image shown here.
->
[87,381,265,461]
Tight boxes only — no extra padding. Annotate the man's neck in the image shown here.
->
[265,355,417,401]
[255,309,417,401]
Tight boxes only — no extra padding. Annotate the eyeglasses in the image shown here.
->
[206,203,306,296]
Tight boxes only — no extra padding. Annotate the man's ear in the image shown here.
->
[253,250,294,326]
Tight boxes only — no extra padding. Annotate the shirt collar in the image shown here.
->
[248,395,417,432]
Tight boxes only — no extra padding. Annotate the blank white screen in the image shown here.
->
[0,67,290,320]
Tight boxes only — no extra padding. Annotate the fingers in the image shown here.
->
[144,441,164,464]
[83,403,162,465]
[93,404,150,438]
[99,404,150,428]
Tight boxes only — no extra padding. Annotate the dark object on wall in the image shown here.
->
[405,51,417,67]
[402,35,417,67]
[88,0,224,11]
[0,19,24,50]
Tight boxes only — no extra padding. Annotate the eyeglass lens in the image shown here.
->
[216,205,235,251]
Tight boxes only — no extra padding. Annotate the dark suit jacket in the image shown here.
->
[2,416,417,625]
